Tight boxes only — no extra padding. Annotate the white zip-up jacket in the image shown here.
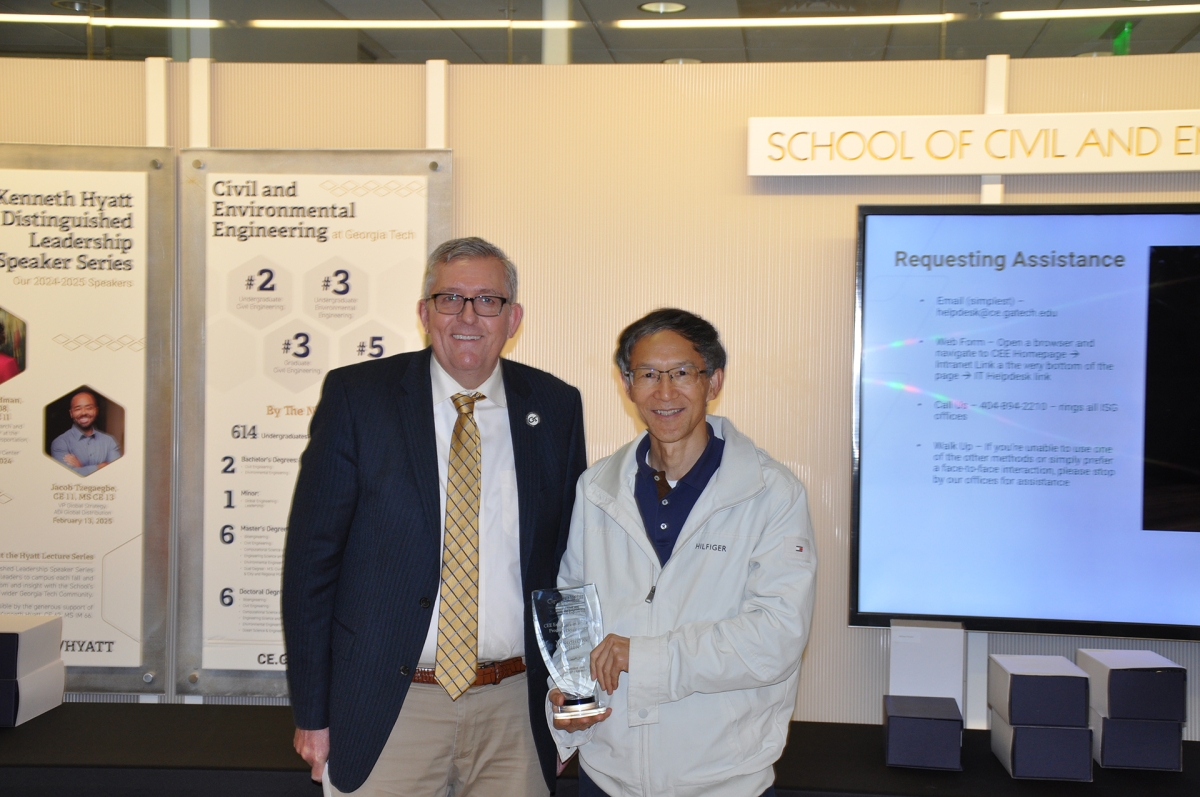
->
[548,416,817,797]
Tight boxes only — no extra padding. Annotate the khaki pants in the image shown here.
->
[331,672,548,797]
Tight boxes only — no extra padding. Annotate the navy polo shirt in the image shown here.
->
[634,423,725,566]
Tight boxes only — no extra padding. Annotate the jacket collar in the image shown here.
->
[586,415,766,563]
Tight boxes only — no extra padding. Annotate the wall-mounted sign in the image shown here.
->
[0,144,174,693]
[199,169,429,672]
[178,149,452,696]
[749,111,1200,177]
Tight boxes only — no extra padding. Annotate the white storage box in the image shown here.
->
[1075,649,1186,722]
[1089,705,1182,770]
[988,654,1088,728]
[0,657,65,727]
[0,615,62,679]
[991,708,1092,781]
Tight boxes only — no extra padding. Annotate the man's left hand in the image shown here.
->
[590,634,629,694]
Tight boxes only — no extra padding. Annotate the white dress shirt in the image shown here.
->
[418,356,524,667]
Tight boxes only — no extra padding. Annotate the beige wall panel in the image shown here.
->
[448,62,985,725]
[169,61,190,150]
[0,58,143,146]
[210,63,424,149]
[1010,53,1200,114]
[1006,172,1200,204]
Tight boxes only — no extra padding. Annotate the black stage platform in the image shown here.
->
[1,704,1195,796]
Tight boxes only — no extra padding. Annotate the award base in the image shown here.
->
[553,695,607,720]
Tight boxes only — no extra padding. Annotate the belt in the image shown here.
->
[412,656,525,688]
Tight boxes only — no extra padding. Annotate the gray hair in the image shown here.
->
[423,237,518,302]
[615,308,727,375]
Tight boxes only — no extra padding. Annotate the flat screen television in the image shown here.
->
[852,204,1200,640]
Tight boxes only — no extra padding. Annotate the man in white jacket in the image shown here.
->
[547,308,817,797]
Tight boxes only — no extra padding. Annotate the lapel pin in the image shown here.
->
[526,411,541,427]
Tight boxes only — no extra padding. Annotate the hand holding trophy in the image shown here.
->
[532,585,609,726]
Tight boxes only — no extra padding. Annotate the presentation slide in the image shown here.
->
[857,209,1200,629]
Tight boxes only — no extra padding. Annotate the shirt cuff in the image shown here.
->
[544,691,596,759]
[626,634,668,726]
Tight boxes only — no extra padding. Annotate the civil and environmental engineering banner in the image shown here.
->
[201,172,428,671]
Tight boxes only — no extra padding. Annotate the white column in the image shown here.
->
[889,620,966,713]
[964,631,990,729]
[188,58,212,149]
[981,53,1008,205]
[145,57,169,148]
[542,0,572,65]
[426,60,448,150]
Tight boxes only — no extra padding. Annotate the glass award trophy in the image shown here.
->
[531,584,607,719]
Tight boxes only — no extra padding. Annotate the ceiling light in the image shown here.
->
[0,14,580,29]
[51,1,102,11]
[663,57,701,63]
[0,13,223,26]
[247,19,583,29]
[617,13,962,28]
[995,4,1200,20]
[91,17,224,28]
[640,2,687,12]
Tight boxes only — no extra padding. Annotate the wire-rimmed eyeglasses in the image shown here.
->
[625,366,712,389]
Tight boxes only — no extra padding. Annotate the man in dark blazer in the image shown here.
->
[283,237,587,796]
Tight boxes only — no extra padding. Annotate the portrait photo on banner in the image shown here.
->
[0,306,27,386]
[43,385,125,477]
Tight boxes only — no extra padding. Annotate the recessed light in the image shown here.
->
[663,57,701,63]
[640,3,687,13]
[51,1,103,11]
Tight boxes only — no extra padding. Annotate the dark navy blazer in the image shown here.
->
[282,347,587,793]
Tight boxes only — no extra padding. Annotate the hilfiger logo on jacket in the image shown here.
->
[694,542,727,552]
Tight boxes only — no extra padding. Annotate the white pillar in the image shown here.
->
[889,620,966,713]
[426,60,448,150]
[964,631,990,729]
[188,58,212,149]
[981,53,1008,204]
[542,0,572,65]
[145,57,169,148]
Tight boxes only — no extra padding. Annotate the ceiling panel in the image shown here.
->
[743,27,892,50]
[610,46,752,60]
[0,0,1197,62]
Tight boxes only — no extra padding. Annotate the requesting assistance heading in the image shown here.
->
[895,249,1127,272]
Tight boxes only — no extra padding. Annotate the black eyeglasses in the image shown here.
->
[426,293,509,317]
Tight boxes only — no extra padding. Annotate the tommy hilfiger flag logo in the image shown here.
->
[796,545,804,552]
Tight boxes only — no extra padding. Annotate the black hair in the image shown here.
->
[615,308,727,374]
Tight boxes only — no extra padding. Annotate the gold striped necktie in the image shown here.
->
[435,392,484,700]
